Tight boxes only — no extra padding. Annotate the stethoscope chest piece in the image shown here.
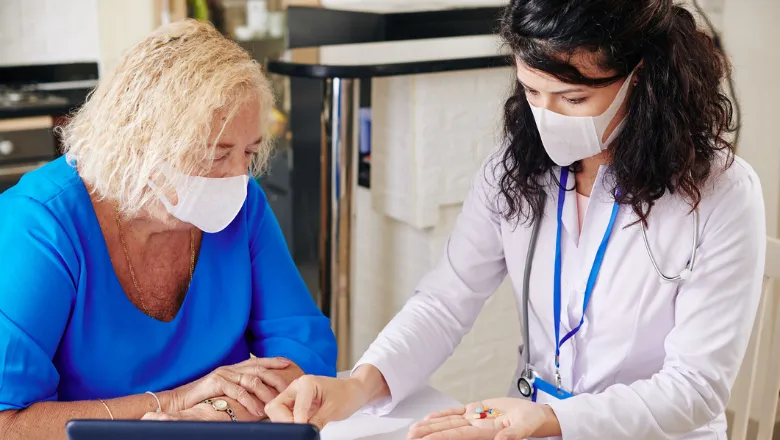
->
[517,369,535,398]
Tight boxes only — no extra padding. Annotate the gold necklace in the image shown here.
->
[114,205,195,318]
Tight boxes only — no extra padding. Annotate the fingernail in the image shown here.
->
[276,357,290,364]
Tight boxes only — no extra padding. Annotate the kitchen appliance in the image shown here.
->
[0,85,70,111]
[0,115,57,193]
[0,62,97,194]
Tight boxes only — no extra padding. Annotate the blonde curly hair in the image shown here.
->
[61,19,273,218]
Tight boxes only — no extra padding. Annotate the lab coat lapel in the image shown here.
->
[568,166,614,330]
[560,172,580,248]
[555,168,580,340]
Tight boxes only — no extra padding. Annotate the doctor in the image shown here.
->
[265,0,766,439]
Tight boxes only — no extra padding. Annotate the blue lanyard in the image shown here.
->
[553,167,620,384]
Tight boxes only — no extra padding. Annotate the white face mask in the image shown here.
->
[529,70,635,166]
[149,163,249,233]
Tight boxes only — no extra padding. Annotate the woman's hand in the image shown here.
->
[141,397,257,422]
[264,375,371,430]
[160,357,293,418]
[407,398,559,440]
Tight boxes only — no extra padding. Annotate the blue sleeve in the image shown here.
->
[245,182,337,377]
[0,195,77,411]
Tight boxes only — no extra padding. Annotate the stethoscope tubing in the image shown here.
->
[641,209,699,282]
[519,193,699,392]
[521,198,544,369]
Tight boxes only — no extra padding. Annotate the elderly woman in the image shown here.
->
[0,20,336,439]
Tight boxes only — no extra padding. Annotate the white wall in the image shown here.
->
[722,0,780,237]
[721,0,780,422]
[351,63,519,403]
[0,0,100,66]
[352,186,521,401]
[0,0,157,77]
[95,0,157,77]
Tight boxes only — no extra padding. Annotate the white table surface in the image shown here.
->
[322,384,462,440]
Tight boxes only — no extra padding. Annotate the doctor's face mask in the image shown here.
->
[516,59,637,166]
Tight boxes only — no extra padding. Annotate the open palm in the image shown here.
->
[407,398,547,440]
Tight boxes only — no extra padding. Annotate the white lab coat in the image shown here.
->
[354,150,766,440]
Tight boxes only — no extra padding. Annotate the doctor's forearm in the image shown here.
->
[351,364,391,405]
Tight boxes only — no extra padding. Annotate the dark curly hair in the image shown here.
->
[496,0,736,225]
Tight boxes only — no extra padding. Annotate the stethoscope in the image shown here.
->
[515,192,700,399]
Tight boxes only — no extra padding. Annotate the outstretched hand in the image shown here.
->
[407,398,558,440]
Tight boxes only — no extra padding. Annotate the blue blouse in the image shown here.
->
[0,157,337,411]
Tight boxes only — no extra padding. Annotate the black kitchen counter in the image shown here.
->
[268,54,509,79]
[267,35,511,79]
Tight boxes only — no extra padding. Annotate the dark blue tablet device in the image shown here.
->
[66,420,320,440]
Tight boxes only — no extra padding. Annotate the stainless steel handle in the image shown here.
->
[320,78,358,371]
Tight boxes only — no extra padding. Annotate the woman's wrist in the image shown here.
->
[349,364,391,407]
[194,401,233,421]
[156,390,180,413]
[532,404,562,438]
[200,397,251,421]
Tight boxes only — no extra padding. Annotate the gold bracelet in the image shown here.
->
[98,398,114,420]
